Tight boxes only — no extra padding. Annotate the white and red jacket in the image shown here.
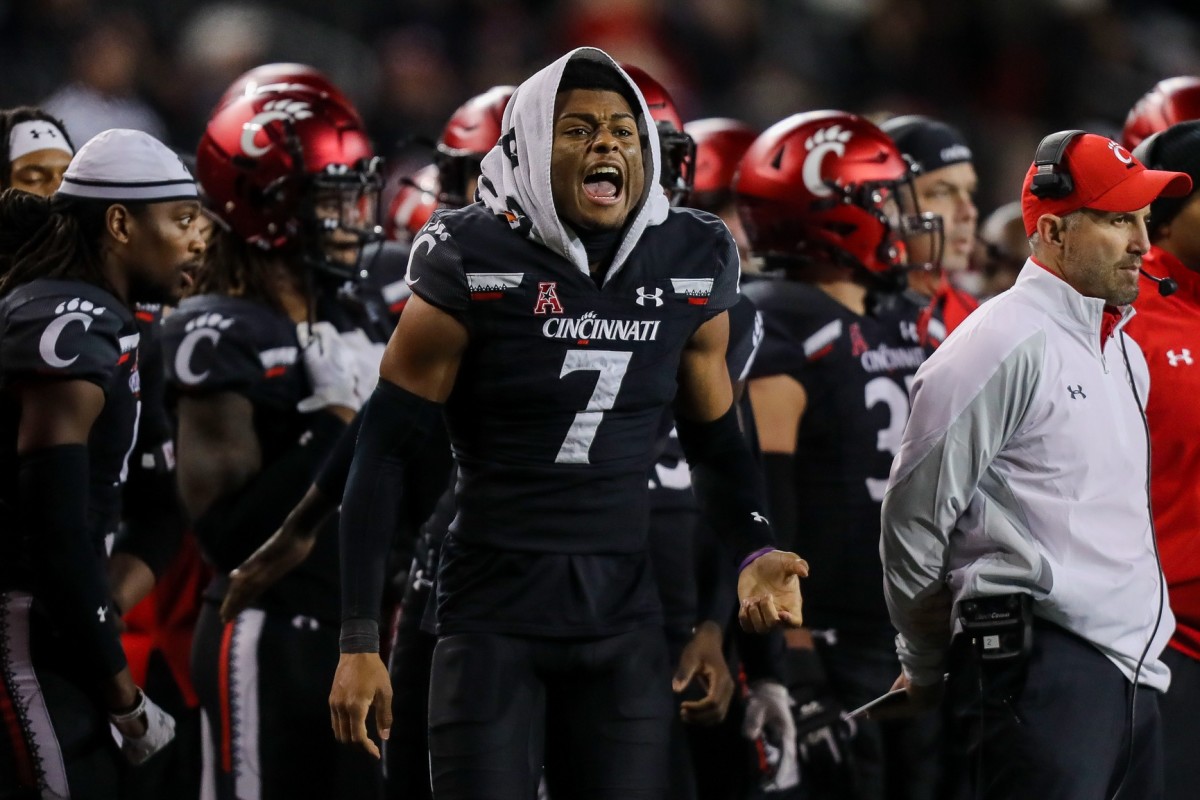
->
[881,261,1174,691]
[1126,245,1200,662]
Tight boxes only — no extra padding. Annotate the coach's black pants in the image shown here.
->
[428,627,673,800]
[946,618,1163,800]
[1160,646,1200,800]
[384,578,437,800]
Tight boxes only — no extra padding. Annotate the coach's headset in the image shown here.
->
[1030,128,1177,296]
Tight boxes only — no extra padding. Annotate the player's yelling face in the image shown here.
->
[551,88,645,232]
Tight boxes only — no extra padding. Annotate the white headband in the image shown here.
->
[8,120,73,163]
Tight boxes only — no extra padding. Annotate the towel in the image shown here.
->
[476,47,670,284]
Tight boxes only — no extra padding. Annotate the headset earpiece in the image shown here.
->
[1029,130,1087,199]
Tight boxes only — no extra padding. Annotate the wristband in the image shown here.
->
[739,547,774,574]
[109,689,146,724]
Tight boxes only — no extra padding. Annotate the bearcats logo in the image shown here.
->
[802,125,853,198]
[534,281,564,314]
[175,313,235,386]
[1107,140,1134,166]
[39,298,106,368]
[241,98,314,158]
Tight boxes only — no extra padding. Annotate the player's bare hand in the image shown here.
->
[738,550,809,633]
[329,653,392,759]
[673,621,735,726]
[220,529,316,623]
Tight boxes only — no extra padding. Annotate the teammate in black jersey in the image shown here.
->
[0,128,205,799]
[167,83,393,800]
[735,111,944,799]
[329,48,807,800]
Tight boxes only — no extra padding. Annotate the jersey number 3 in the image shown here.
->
[865,376,912,501]
[555,349,633,464]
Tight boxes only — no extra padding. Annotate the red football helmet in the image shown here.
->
[1122,76,1200,150]
[620,64,694,206]
[197,87,382,278]
[387,163,440,242]
[682,117,757,212]
[434,85,514,207]
[217,62,359,121]
[734,110,941,279]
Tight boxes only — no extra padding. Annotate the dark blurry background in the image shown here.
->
[4,0,1199,216]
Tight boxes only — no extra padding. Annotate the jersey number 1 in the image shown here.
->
[555,349,633,464]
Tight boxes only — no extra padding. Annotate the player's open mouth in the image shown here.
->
[582,164,623,206]
[180,264,197,291]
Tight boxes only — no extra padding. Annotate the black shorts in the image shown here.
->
[191,603,382,800]
[428,626,673,800]
[0,591,123,800]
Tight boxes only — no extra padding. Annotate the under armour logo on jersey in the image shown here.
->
[97,605,108,623]
[751,511,769,524]
[1067,384,1086,399]
[802,125,852,197]
[1167,349,1194,367]
[39,298,106,368]
[175,313,235,386]
[534,281,564,314]
[899,320,919,343]
[636,287,663,307]
[241,98,314,157]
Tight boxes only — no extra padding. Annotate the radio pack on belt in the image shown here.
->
[958,593,1033,662]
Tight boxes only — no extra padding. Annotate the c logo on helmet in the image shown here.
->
[801,125,854,198]
[240,99,315,158]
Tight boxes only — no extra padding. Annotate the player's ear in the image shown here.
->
[105,203,133,245]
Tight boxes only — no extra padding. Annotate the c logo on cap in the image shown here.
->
[1108,141,1133,165]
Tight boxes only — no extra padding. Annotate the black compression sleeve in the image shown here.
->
[19,445,127,678]
[114,457,187,577]
[762,453,799,554]
[675,404,775,560]
[694,521,737,631]
[193,413,346,572]
[339,380,443,653]
[314,411,363,500]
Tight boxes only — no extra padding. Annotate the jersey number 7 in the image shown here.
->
[555,349,633,464]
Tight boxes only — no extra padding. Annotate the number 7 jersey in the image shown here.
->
[405,203,740,555]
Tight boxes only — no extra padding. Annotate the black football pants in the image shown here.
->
[427,627,673,800]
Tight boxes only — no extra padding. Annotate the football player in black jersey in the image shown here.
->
[166,84,394,800]
[736,111,944,799]
[0,128,205,798]
[329,48,807,800]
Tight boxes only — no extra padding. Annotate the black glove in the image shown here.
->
[791,683,858,788]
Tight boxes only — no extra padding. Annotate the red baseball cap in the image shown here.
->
[1021,133,1192,235]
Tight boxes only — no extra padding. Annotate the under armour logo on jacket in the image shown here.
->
[97,605,108,623]
[1167,349,1193,367]
[751,511,769,524]
[636,287,663,307]
[1067,385,1086,399]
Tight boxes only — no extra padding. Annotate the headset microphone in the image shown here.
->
[1139,269,1179,297]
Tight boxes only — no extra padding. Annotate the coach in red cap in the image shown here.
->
[880,131,1190,800]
